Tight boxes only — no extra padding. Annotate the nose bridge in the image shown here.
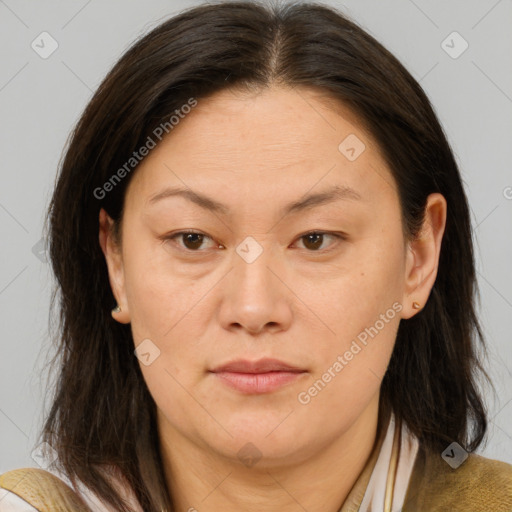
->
[233,234,277,291]
[217,234,292,334]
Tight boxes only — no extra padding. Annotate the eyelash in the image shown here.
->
[163,230,346,254]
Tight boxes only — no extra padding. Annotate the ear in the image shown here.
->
[401,193,447,320]
[98,208,131,324]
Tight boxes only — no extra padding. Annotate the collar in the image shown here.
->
[338,412,419,512]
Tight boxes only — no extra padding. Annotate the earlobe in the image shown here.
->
[98,208,131,324]
[111,303,130,324]
[401,193,447,320]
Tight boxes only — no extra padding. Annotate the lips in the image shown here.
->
[210,358,305,374]
[210,358,307,394]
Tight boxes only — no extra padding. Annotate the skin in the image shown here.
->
[99,85,447,512]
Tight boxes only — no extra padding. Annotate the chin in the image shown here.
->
[202,416,316,468]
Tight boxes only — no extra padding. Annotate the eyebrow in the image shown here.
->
[147,184,362,216]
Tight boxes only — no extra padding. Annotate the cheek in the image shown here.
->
[295,304,399,433]
[121,237,215,405]
[121,230,199,337]
[138,357,204,440]
[303,238,403,338]
[298,234,404,392]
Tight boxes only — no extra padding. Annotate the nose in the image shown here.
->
[216,240,293,335]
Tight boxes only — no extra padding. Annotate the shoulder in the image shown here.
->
[403,447,512,511]
[0,467,92,512]
[0,486,38,512]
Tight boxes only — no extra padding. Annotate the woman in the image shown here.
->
[1,1,511,511]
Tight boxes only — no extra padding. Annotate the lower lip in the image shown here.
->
[212,371,305,394]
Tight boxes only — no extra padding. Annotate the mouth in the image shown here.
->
[209,358,307,394]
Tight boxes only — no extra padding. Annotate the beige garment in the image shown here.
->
[402,443,512,511]
[339,412,512,512]
[0,469,92,512]
[0,464,142,512]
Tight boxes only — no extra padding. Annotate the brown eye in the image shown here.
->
[302,233,324,251]
[181,233,206,250]
[167,231,216,252]
[296,232,343,252]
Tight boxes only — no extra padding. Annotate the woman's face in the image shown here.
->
[100,85,443,466]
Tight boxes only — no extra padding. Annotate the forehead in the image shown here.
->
[125,85,397,212]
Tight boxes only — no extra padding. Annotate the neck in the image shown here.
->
[158,394,383,512]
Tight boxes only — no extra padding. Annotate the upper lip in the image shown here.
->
[210,358,306,374]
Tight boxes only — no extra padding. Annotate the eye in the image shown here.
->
[294,231,344,252]
[165,231,220,252]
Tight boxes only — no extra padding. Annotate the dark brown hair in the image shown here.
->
[40,1,491,510]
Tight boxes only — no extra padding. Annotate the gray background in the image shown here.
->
[1,0,511,472]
